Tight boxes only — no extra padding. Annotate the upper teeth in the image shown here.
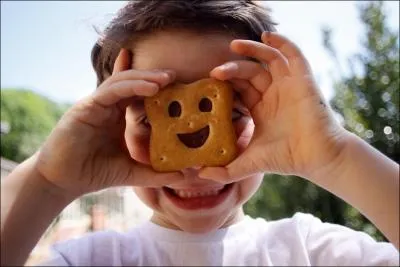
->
[173,189,221,198]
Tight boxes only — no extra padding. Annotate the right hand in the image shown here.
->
[200,32,347,184]
[35,49,183,199]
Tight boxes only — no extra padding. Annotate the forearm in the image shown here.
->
[1,155,73,266]
[313,132,399,249]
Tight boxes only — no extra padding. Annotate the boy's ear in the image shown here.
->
[113,48,132,74]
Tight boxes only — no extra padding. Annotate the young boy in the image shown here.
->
[1,1,399,266]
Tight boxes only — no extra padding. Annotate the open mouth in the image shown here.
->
[162,183,234,210]
[177,125,209,148]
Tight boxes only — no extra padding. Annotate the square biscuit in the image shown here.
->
[144,78,238,172]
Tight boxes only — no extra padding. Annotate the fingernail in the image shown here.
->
[152,69,175,79]
[198,168,211,179]
[217,62,238,72]
[198,172,212,179]
[164,70,176,79]
[155,69,175,80]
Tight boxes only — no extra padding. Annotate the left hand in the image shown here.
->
[199,32,349,184]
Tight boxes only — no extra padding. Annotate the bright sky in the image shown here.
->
[1,1,399,104]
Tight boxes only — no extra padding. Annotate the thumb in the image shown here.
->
[125,164,185,188]
[199,142,264,183]
[227,144,264,180]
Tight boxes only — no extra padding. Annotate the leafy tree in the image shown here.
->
[324,1,398,240]
[327,1,399,163]
[0,89,69,162]
[245,1,398,242]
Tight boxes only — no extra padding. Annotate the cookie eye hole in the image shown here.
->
[168,101,181,117]
[199,97,212,112]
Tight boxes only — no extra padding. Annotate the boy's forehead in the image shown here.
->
[131,30,244,83]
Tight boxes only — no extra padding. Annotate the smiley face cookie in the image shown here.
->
[144,78,238,172]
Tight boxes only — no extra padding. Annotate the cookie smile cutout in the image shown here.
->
[177,125,210,148]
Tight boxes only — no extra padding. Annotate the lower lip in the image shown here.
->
[162,183,234,210]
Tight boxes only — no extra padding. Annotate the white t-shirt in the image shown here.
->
[41,213,399,266]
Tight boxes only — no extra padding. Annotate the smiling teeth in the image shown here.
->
[173,189,221,198]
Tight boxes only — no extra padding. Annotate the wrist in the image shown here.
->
[307,129,356,188]
[29,153,78,205]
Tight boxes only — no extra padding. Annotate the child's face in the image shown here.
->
[125,30,263,233]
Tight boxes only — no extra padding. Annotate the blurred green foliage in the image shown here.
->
[0,89,70,162]
[329,2,399,162]
[244,1,398,242]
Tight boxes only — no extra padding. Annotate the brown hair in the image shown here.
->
[91,0,277,86]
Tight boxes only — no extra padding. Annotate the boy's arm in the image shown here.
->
[312,132,399,250]
[1,154,74,266]
[202,32,399,250]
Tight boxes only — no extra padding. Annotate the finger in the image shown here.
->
[113,48,132,74]
[128,164,184,188]
[198,167,233,184]
[99,70,176,110]
[108,80,159,96]
[199,121,257,183]
[210,60,272,94]
[107,49,175,89]
[236,119,255,154]
[109,69,176,88]
[230,39,290,80]
[211,60,270,111]
[226,144,264,180]
[100,69,175,91]
[229,80,265,127]
[229,79,260,111]
[262,32,311,75]
[94,80,159,107]
[199,142,263,182]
